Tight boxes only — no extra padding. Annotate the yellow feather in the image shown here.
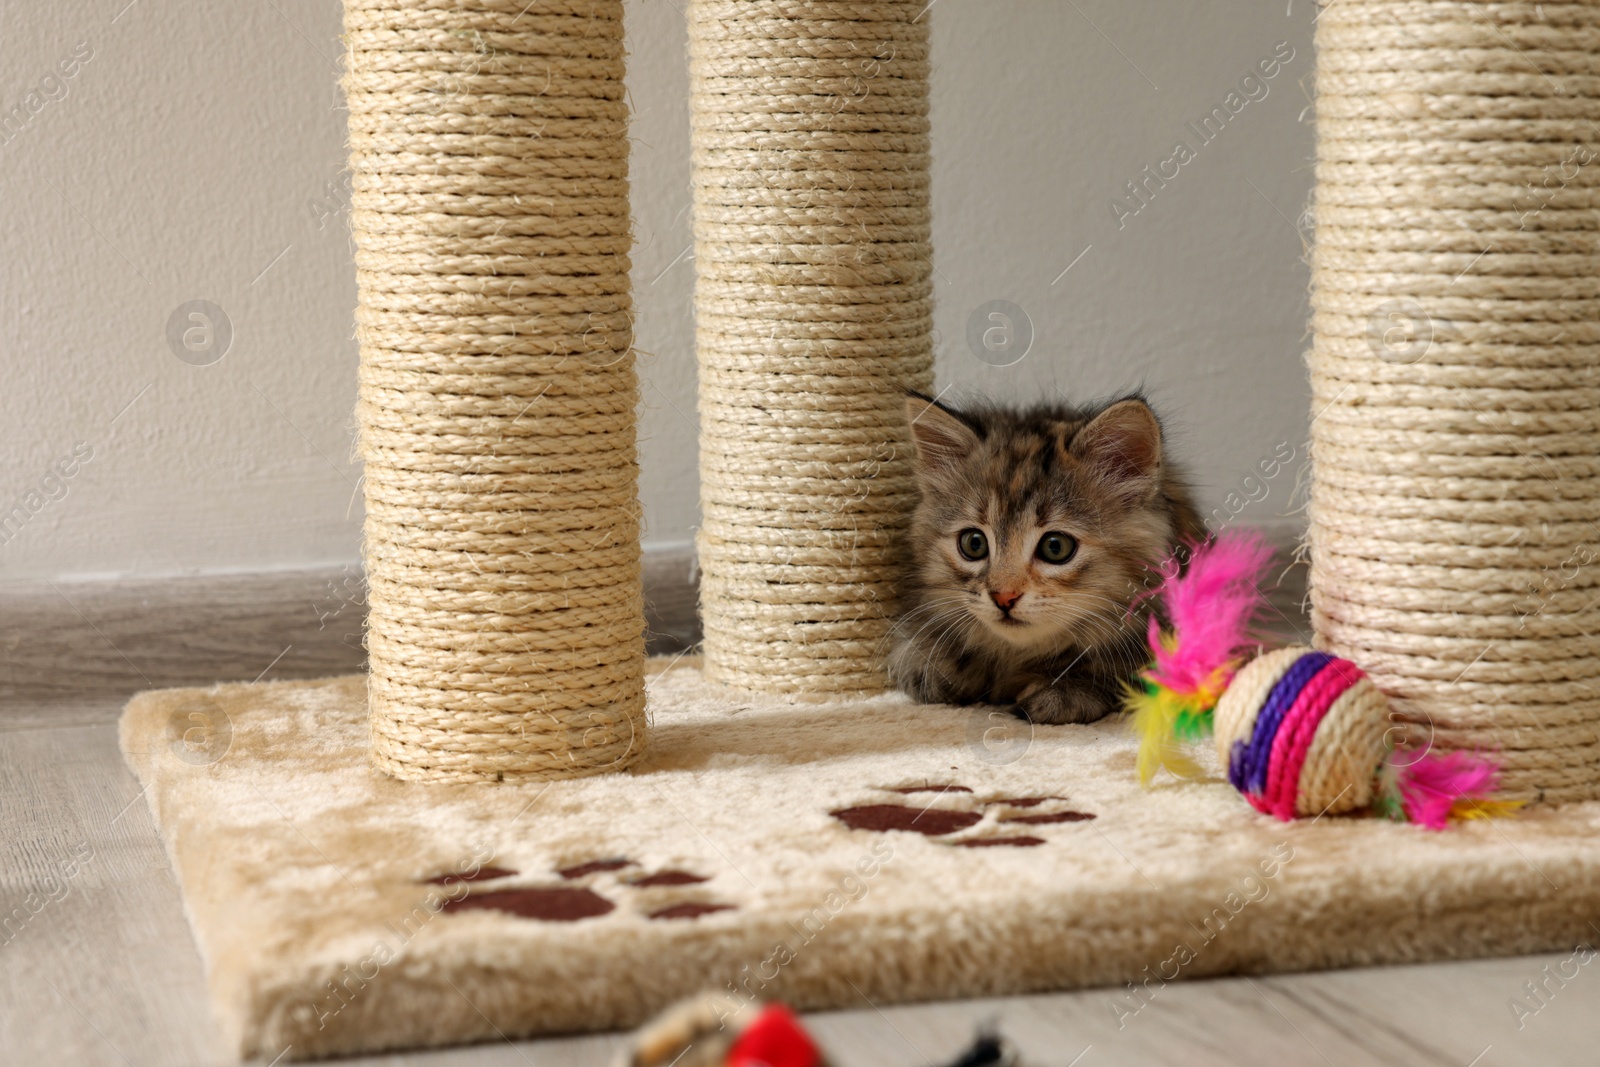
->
[1450,797,1526,821]
[1126,684,1203,785]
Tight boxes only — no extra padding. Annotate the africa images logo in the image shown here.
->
[1110,41,1297,229]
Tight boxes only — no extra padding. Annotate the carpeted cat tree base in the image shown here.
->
[121,660,1600,1062]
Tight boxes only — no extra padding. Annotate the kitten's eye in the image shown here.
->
[1036,532,1077,564]
[956,528,988,561]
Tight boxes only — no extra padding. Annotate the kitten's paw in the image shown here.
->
[1015,681,1114,725]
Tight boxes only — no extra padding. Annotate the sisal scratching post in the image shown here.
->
[1309,0,1600,802]
[344,0,646,782]
[689,0,935,697]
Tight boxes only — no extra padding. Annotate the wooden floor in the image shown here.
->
[2,695,1595,1067]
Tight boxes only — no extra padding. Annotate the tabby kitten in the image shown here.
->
[889,392,1204,725]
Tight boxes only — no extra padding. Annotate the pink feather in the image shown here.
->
[1144,531,1274,697]
[1393,750,1503,830]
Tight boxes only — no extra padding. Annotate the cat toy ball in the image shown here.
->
[616,995,1017,1067]
[1127,532,1522,828]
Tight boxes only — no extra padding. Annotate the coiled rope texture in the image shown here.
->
[689,0,936,697]
[345,0,646,782]
[1310,0,1600,802]
[1215,648,1395,819]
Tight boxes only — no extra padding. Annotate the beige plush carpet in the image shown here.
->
[121,659,1600,1062]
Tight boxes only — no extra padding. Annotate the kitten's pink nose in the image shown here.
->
[991,589,1022,612]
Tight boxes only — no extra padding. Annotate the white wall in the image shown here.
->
[0,0,1315,582]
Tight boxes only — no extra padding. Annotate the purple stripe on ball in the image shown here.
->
[1228,651,1334,796]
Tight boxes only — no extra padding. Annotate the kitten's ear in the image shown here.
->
[905,391,981,483]
[1067,399,1164,505]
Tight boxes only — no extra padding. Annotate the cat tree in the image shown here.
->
[1308,0,1600,802]
[689,0,935,697]
[117,1,1600,1060]
[345,0,1600,798]
[347,0,646,782]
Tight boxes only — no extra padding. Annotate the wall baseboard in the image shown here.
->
[0,543,703,704]
[0,531,1306,704]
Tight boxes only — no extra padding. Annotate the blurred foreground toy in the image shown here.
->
[1126,531,1522,828]
[615,993,1018,1067]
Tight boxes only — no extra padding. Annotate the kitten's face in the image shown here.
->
[904,396,1179,656]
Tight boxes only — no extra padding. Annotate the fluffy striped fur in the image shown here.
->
[890,393,1204,725]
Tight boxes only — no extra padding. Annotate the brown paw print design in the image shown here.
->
[421,858,736,923]
[831,783,1095,848]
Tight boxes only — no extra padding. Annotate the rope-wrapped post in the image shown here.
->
[1309,0,1600,802]
[689,0,935,697]
[344,0,646,782]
